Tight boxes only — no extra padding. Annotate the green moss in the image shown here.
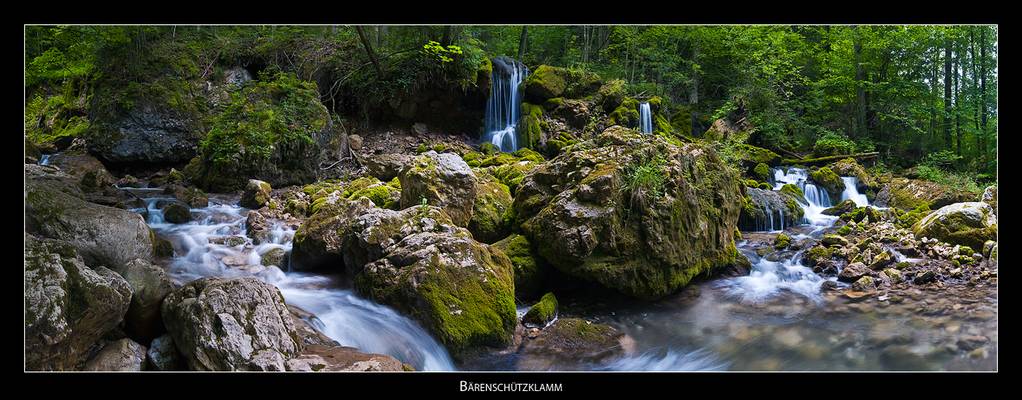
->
[493,234,545,298]
[523,65,568,101]
[804,246,833,266]
[346,181,400,210]
[734,144,781,166]
[597,79,627,112]
[469,177,513,243]
[609,97,639,126]
[753,163,771,181]
[519,102,545,150]
[479,142,498,155]
[779,184,805,200]
[190,72,326,190]
[809,166,844,200]
[774,233,791,249]
[522,292,558,326]
[744,179,760,188]
[895,203,931,229]
[416,143,428,154]
[837,225,852,235]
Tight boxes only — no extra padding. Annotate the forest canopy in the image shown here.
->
[25,25,997,181]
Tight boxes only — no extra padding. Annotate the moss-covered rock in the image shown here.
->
[753,163,771,182]
[399,151,478,227]
[734,144,782,169]
[608,97,639,127]
[597,79,627,113]
[25,234,133,370]
[522,292,558,327]
[492,234,546,299]
[185,72,328,191]
[809,167,844,203]
[516,318,624,370]
[518,102,546,151]
[981,185,997,215]
[828,158,875,190]
[802,245,833,267]
[523,65,601,103]
[874,176,974,211]
[469,172,514,244]
[823,199,857,216]
[739,188,804,232]
[513,126,743,299]
[240,179,273,209]
[344,176,401,210]
[774,233,791,250]
[913,202,997,250]
[355,230,517,356]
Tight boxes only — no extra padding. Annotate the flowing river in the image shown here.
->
[122,166,996,371]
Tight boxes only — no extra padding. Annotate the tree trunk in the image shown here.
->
[518,26,528,61]
[441,26,453,46]
[954,36,962,157]
[854,27,867,139]
[943,36,953,151]
[980,27,988,164]
[355,26,384,77]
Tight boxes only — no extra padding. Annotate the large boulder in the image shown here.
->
[739,187,804,231]
[160,277,304,371]
[25,235,133,370]
[809,167,844,203]
[183,72,328,191]
[827,158,876,190]
[516,318,626,370]
[26,174,155,271]
[83,338,147,371]
[240,179,273,209]
[291,197,460,273]
[287,344,408,372]
[512,126,744,299]
[88,101,204,165]
[355,230,517,355]
[874,176,975,211]
[364,153,415,182]
[118,259,175,344]
[44,152,117,193]
[913,202,997,250]
[468,172,514,244]
[399,151,478,227]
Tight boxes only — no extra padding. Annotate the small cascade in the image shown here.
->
[483,57,528,152]
[38,154,52,165]
[740,188,796,232]
[132,196,456,371]
[720,247,829,303]
[840,177,869,207]
[639,102,653,134]
[771,167,836,227]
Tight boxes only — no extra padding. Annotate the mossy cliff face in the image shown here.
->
[355,230,517,356]
[399,150,478,227]
[185,72,329,191]
[25,234,133,370]
[827,158,875,190]
[739,187,804,231]
[512,126,744,300]
[913,202,997,250]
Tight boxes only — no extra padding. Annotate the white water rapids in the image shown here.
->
[130,191,456,371]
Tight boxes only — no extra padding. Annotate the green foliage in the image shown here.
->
[422,41,463,63]
[813,131,856,157]
[915,165,983,195]
[623,155,667,210]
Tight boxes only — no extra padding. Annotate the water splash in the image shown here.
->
[840,177,870,207]
[599,348,729,371]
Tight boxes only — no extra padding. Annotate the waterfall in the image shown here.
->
[639,102,653,134]
[840,177,870,207]
[771,167,836,227]
[38,154,52,165]
[484,57,527,152]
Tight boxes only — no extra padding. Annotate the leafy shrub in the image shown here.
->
[813,131,856,156]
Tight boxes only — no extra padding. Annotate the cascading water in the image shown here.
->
[483,57,527,152]
[129,192,456,371]
[840,177,869,207]
[639,102,653,134]
[772,167,836,228]
[38,154,52,165]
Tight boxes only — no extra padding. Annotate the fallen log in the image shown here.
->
[781,152,879,167]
